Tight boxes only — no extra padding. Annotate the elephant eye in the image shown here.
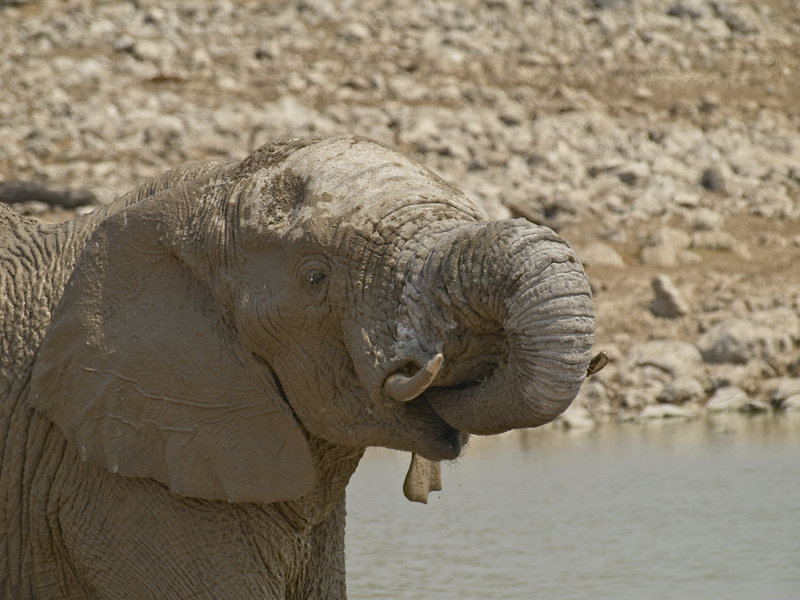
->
[306,271,326,287]
[298,256,329,296]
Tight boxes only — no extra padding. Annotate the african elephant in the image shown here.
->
[0,135,594,598]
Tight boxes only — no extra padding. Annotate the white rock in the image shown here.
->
[132,39,173,63]
[625,339,707,382]
[640,404,693,420]
[769,378,800,409]
[714,3,761,34]
[640,226,700,267]
[674,192,700,207]
[782,395,800,411]
[399,116,441,152]
[658,377,705,404]
[575,380,613,416]
[113,35,136,53]
[698,18,732,41]
[496,98,527,127]
[633,177,677,217]
[620,385,664,410]
[578,241,625,268]
[691,230,750,258]
[706,386,768,413]
[650,274,689,318]
[666,0,713,20]
[477,195,512,221]
[554,403,595,430]
[710,359,777,391]
[690,207,723,230]
[698,313,798,369]
[617,162,650,186]
[340,22,370,42]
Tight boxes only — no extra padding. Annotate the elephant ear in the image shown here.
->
[28,180,314,504]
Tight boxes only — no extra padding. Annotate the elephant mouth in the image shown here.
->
[396,374,493,461]
[384,350,501,445]
[382,348,511,460]
[406,396,469,461]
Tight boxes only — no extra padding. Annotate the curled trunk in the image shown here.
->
[422,219,594,435]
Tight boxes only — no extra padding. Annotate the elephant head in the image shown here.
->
[27,136,594,505]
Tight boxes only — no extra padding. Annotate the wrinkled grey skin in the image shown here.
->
[0,136,594,599]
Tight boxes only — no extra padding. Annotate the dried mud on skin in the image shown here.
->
[2,0,799,422]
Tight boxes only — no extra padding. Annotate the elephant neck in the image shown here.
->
[276,436,364,530]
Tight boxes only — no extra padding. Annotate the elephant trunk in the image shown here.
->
[415,219,594,435]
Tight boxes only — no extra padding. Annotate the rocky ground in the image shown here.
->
[2,0,799,426]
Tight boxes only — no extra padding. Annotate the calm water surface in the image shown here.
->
[345,414,800,599]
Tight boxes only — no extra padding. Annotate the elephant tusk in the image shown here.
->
[384,353,444,403]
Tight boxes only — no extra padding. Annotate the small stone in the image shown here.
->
[691,230,750,258]
[132,39,169,63]
[553,403,595,429]
[650,274,689,318]
[640,404,693,420]
[698,313,798,369]
[782,395,800,411]
[191,48,213,68]
[8,200,51,216]
[698,93,720,113]
[575,380,613,414]
[706,386,768,413]
[640,226,700,267]
[666,0,712,19]
[254,43,280,61]
[674,192,700,207]
[715,3,760,34]
[497,99,527,126]
[769,378,800,409]
[634,177,677,217]
[592,0,623,8]
[700,166,727,193]
[617,162,650,186]
[658,377,705,404]
[578,242,625,268]
[587,159,625,177]
[399,116,440,152]
[340,22,370,42]
[690,209,722,232]
[699,18,732,41]
[711,359,777,391]
[625,339,707,383]
[113,35,136,53]
[478,196,512,221]
[620,385,664,410]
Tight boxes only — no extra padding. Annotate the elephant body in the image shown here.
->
[0,399,359,598]
[0,136,594,598]
[1,165,360,598]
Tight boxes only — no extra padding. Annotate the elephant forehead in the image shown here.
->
[232,136,486,248]
[280,137,485,226]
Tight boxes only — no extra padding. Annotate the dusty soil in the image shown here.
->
[2,0,799,422]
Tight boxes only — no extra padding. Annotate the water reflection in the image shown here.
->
[345,414,800,600]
